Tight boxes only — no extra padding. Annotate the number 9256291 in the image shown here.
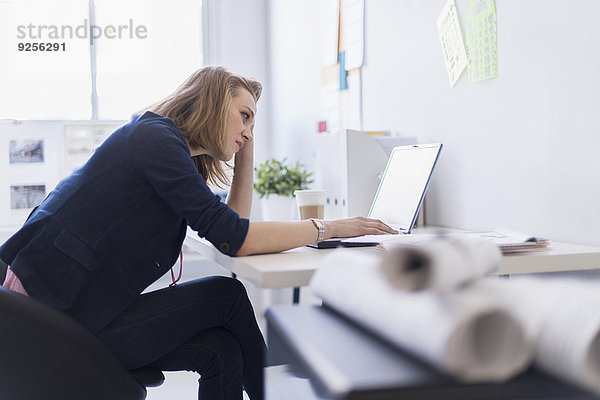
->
[17,42,66,51]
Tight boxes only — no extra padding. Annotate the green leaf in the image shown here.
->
[253,157,314,198]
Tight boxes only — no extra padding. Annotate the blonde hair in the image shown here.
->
[147,66,262,187]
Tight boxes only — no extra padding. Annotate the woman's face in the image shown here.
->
[222,89,256,161]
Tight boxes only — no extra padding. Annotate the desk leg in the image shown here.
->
[293,287,301,304]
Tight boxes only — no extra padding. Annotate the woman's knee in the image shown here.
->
[208,276,247,296]
[191,327,243,376]
[180,276,256,327]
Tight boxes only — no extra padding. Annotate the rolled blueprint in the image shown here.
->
[380,237,502,291]
[310,250,532,383]
[481,277,600,395]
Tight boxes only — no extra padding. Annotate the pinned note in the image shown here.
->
[320,0,339,68]
[342,0,365,71]
[339,51,348,90]
[437,0,468,87]
[466,0,498,82]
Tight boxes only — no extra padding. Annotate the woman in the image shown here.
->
[0,66,396,399]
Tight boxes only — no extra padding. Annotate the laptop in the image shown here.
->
[310,143,443,248]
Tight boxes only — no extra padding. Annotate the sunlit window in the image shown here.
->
[94,0,203,119]
[0,0,204,121]
[0,0,92,120]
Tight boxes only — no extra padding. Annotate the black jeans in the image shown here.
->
[96,276,266,400]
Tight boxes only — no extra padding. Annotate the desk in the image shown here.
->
[185,227,600,289]
[265,305,598,400]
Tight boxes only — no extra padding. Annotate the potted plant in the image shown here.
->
[254,157,313,221]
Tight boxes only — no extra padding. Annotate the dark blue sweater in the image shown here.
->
[0,111,249,332]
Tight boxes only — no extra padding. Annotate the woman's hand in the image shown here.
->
[226,140,254,219]
[323,217,398,240]
[237,217,397,256]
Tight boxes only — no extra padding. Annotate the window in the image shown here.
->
[0,0,204,121]
[94,0,203,119]
[0,0,92,119]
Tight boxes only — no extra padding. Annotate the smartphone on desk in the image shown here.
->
[307,239,379,249]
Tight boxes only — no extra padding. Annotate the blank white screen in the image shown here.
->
[369,145,440,228]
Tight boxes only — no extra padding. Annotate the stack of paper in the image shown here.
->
[378,228,550,254]
[473,228,550,253]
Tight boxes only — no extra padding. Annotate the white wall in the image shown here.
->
[267,0,322,173]
[206,0,272,164]
[361,0,600,246]
[267,0,600,247]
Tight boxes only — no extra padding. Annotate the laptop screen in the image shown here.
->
[368,143,442,232]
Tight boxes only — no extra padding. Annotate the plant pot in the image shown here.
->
[260,194,297,221]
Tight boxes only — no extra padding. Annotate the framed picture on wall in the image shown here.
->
[1,123,62,227]
[9,139,44,164]
[10,185,46,210]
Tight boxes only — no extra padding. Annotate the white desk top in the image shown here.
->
[184,227,600,289]
[499,241,600,275]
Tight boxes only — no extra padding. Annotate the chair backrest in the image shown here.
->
[0,287,147,400]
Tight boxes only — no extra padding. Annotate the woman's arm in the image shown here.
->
[236,217,397,256]
[226,140,254,219]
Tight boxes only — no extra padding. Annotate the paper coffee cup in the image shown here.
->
[294,189,325,220]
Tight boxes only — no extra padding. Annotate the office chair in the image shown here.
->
[0,260,165,400]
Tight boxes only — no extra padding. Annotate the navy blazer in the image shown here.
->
[0,112,249,333]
